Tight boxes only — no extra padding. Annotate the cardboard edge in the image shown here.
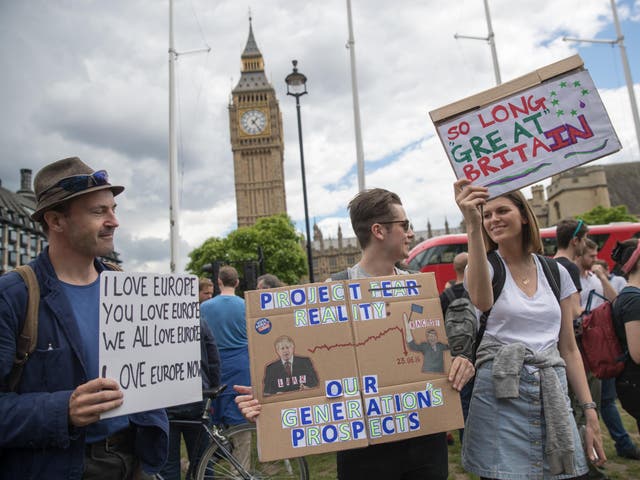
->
[429,54,584,124]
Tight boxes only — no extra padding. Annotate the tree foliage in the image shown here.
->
[186,213,308,286]
[577,205,638,225]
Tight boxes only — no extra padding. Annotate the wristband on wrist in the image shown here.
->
[582,401,597,411]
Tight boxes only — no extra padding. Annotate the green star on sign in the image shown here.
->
[550,91,557,96]
[552,99,560,106]
[570,109,578,116]
[560,81,568,88]
[556,110,565,117]
[582,89,590,95]
[573,81,581,87]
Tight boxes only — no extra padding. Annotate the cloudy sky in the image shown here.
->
[1,0,639,273]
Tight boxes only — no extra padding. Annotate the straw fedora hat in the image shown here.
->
[32,157,124,221]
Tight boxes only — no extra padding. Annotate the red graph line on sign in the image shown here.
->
[307,326,408,356]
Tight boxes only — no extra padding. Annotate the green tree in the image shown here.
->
[186,213,308,286]
[577,205,638,225]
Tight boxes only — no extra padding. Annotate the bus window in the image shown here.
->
[542,237,557,257]
[407,249,429,271]
[589,233,609,251]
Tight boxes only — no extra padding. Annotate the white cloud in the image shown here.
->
[1,0,638,273]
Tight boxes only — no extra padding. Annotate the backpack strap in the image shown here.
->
[8,266,40,392]
[443,286,457,304]
[473,250,506,361]
[103,261,123,272]
[536,254,561,302]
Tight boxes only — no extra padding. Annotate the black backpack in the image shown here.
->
[473,251,561,361]
[443,288,477,359]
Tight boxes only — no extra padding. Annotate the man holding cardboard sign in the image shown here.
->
[0,158,168,479]
[236,188,475,479]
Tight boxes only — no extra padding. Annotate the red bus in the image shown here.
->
[406,223,640,292]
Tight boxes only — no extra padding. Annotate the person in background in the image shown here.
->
[234,188,475,480]
[200,266,251,469]
[577,239,618,307]
[256,273,285,289]
[0,157,168,479]
[439,252,473,443]
[575,238,619,479]
[159,278,221,480]
[594,259,627,294]
[455,178,604,479]
[439,252,469,314]
[590,258,640,461]
[554,218,588,319]
[610,240,640,438]
[198,277,214,303]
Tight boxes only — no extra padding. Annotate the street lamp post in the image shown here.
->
[285,60,315,283]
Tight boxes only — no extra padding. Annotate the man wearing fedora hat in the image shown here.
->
[0,157,168,479]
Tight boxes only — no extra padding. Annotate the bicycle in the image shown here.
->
[160,385,309,480]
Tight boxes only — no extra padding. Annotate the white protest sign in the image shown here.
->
[435,69,621,197]
[99,272,201,418]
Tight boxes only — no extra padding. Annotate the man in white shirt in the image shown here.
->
[577,238,617,309]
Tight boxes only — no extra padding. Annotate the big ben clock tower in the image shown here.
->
[229,20,286,227]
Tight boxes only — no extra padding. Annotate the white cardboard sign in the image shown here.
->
[99,272,202,418]
[435,69,621,197]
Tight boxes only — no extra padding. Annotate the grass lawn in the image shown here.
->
[304,403,640,479]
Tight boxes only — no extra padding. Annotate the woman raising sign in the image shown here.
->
[454,178,605,480]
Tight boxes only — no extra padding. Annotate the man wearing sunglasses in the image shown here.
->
[234,188,475,479]
[0,157,168,479]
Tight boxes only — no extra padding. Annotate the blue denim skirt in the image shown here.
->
[462,362,588,480]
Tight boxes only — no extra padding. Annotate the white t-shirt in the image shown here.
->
[579,272,604,309]
[609,274,627,294]
[467,253,576,352]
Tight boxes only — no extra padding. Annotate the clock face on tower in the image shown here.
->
[240,109,267,135]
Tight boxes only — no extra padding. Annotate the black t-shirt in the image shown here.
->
[439,282,467,315]
[555,256,582,292]
[614,286,640,349]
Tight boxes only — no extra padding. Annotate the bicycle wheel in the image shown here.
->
[194,423,309,480]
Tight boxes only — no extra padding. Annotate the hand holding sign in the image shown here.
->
[69,377,123,427]
[454,178,489,226]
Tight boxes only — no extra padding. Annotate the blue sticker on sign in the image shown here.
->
[255,318,272,334]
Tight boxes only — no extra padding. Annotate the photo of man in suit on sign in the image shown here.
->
[263,335,319,396]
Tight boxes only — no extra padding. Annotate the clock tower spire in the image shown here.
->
[229,19,286,227]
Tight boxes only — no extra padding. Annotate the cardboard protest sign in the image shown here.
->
[99,272,202,418]
[245,273,463,461]
[430,55,621,197]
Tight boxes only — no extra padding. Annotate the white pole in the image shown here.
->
[563,1,640,154]
[346,0,366,191]
[454,0,502,86]
[611,0,640,152]
[483,0,501,85]
[169,0,180,273]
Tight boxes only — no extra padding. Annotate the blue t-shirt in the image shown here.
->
[62,278,129,443]
[200,295,247,350]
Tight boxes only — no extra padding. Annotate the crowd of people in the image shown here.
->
[0,156,639,480]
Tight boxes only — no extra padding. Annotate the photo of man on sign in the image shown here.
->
[263,335,319,396]
[403,313,449,373]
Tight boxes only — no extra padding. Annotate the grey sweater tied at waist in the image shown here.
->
[475,335,575,477]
